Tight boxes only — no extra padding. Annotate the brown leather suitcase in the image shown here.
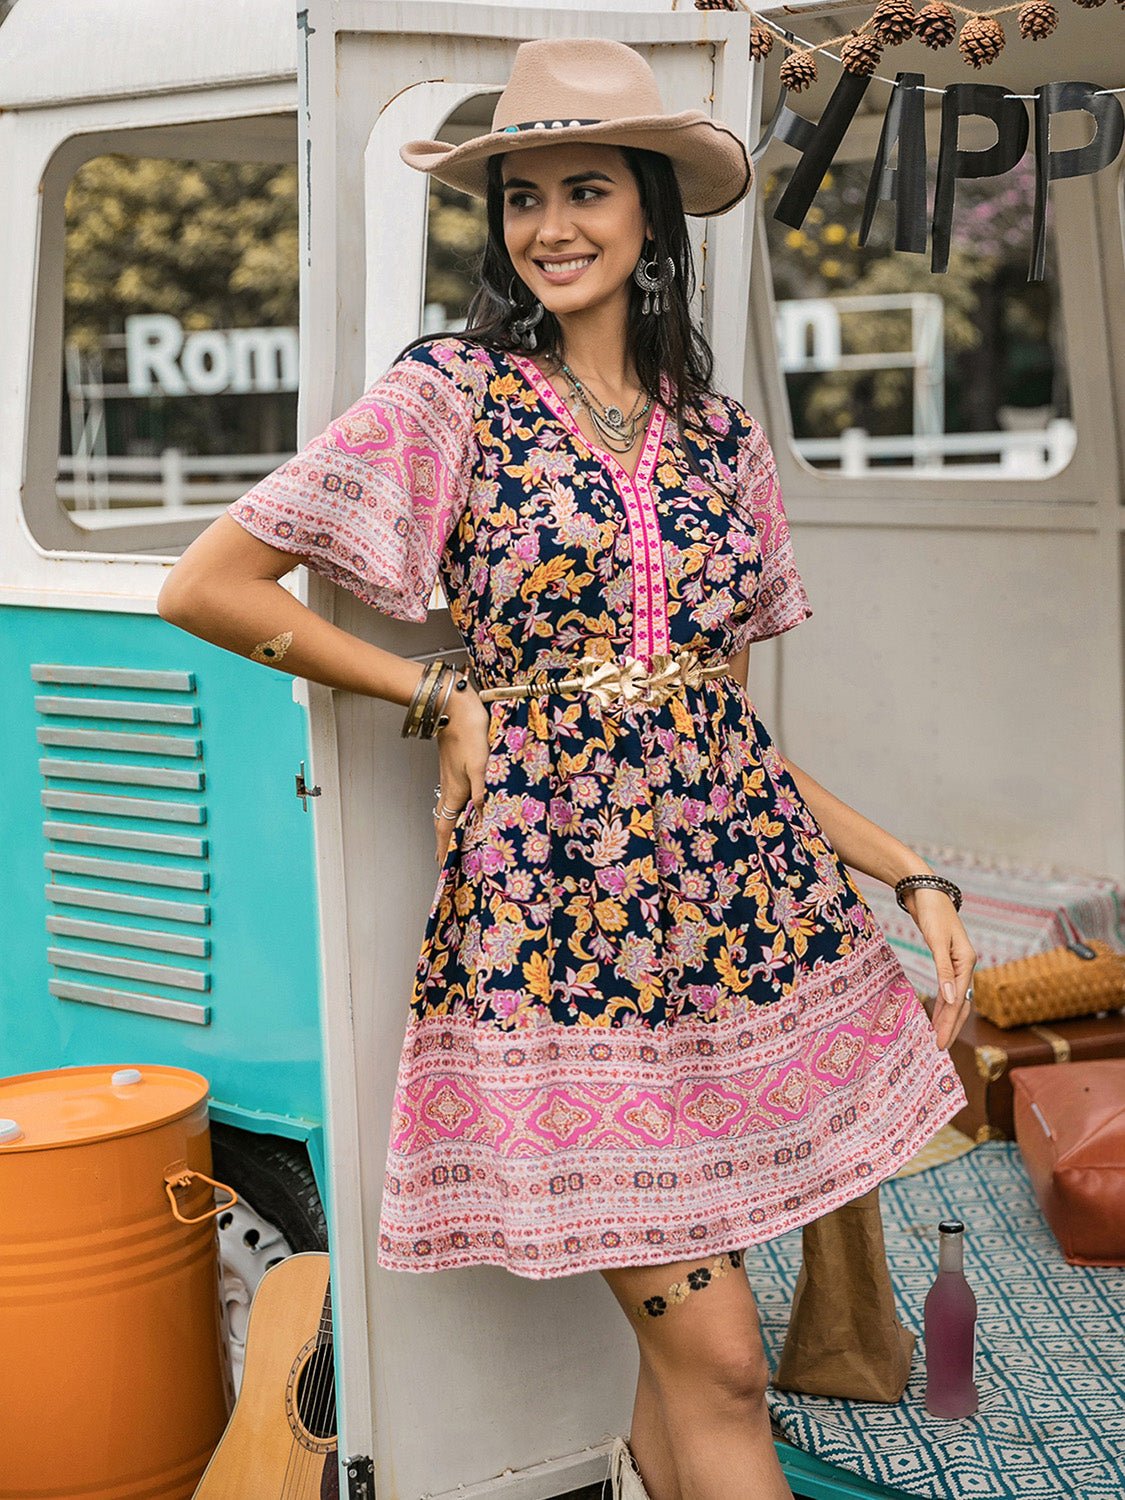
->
[921,995,1125,1141]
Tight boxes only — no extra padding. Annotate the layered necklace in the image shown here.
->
[557,359,652,454]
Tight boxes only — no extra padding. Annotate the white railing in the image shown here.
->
[57,450,292,518]
[794,420,1077,478]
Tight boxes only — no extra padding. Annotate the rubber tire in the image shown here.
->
[209,1122,328,1252]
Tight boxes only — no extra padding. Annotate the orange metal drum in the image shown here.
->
[0,1064,237,1500]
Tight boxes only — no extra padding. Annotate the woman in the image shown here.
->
[158,37,976,1500]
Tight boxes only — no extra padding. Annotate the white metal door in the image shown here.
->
[302,5,759,1494]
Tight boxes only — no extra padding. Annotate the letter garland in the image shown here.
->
[689,0,1125,279]
[690,0,1123,91]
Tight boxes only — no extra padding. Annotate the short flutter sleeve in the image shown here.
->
[227,341,477,622]
[736,414,813,643]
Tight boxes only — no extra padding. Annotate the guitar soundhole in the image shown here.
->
[296,1345,337,1440]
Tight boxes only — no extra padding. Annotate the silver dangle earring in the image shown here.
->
[632,250,676,316]
[507,277,545,351]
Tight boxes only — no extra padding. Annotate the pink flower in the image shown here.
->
[688,984,722,1015]
[549,797,581,834]
[490,990,525,1019]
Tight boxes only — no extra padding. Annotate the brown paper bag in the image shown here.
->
[771,1185,916,1403]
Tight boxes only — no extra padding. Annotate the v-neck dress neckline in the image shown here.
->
[511,352,672,661]
[510,352,663,486]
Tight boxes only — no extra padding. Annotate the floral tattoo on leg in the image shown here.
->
[632,1249,744,1320]
[250,630,293,665]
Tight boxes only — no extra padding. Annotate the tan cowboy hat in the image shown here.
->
[400,37,752,217]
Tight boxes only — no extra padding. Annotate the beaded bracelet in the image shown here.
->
[894,873,963,913]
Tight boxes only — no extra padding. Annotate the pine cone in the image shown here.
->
[749,24,775,61]
[841,29,885,75]
[1070,0,1106,8]
[958,14,1005,67]
[872,0,918,44]
[914,1,957,46]
[1018,0,1059,35]
[779,49,819,92]
[693,0,738,9]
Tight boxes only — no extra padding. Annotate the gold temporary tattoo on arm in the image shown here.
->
[250,630,294,665]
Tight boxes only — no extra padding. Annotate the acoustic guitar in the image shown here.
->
[194,1251,338,1499]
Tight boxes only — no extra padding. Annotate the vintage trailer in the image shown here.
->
[0,0,1121,1495]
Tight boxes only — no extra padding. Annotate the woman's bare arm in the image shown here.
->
[729,641,975,1044]
[157,515,490,859]
[157,514,424,706]
[726,642,931,888]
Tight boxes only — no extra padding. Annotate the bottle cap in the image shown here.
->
[938,1218,965,1234]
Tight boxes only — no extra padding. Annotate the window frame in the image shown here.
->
[747,107,1117,520]
[22,113,298,561]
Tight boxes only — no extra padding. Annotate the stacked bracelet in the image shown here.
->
[894,873,963,913]
[401,660,470,739]
[401,661,443,739]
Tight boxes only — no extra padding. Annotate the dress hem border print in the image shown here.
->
[377,926,968,1280]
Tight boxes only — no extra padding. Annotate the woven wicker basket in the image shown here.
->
[972,939,1125,1029]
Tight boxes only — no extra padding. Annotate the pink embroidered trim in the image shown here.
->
[514,356,670,661]
[376,929,969,1279]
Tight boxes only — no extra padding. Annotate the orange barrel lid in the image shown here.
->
[0,1065,210,1151]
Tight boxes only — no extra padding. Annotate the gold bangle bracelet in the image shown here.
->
[402,660,442,738]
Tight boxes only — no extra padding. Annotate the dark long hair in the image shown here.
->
[397,145,735,497]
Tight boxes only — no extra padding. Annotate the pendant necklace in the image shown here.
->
[558,360,652,454]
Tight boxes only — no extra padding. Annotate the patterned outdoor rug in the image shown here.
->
[747,1142,1125,1499]
[893,1123,978,1179]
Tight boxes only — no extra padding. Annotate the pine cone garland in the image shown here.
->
[1018,0,1059,36]
[779,49,819,93]
[872,0,918,44]
[749,25,775,61]
[914,1,957,46]
[841,29,885,75]
[958,14,1005,67]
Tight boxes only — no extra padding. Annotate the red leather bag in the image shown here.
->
[1012,1058,1125,1266]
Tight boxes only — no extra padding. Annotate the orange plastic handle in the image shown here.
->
[164,1163,239,1225]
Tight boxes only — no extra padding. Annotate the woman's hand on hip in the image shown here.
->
[433,683,491,866]
[903,888,978,1051]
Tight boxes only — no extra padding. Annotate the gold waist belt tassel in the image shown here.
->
[477,650,732,709]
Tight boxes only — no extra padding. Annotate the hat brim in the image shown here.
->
[400,111,753,217]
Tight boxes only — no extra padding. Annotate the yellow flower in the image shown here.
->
[821,259,842,278]
[807,205,824,224]
[823,223,848,245]
[784,229,807,250]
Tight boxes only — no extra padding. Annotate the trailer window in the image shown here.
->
[759,156,1074,479]
[422,177,488,333]
[24,126,298,556]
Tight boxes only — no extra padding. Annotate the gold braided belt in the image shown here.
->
[476,649,732,709]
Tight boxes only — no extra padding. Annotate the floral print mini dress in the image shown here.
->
[229,334,968,1280]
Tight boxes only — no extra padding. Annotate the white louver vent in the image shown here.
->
[33,664,211,1025]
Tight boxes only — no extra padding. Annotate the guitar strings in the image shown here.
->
[290,1273,337,1499]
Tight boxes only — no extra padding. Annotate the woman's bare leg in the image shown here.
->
[627,1350,682,1500]
[601,1251,794,1500]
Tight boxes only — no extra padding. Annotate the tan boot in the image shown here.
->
[608,1435,652,1500]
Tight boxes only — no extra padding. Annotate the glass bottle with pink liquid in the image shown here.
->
[923,1219,979,1418]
